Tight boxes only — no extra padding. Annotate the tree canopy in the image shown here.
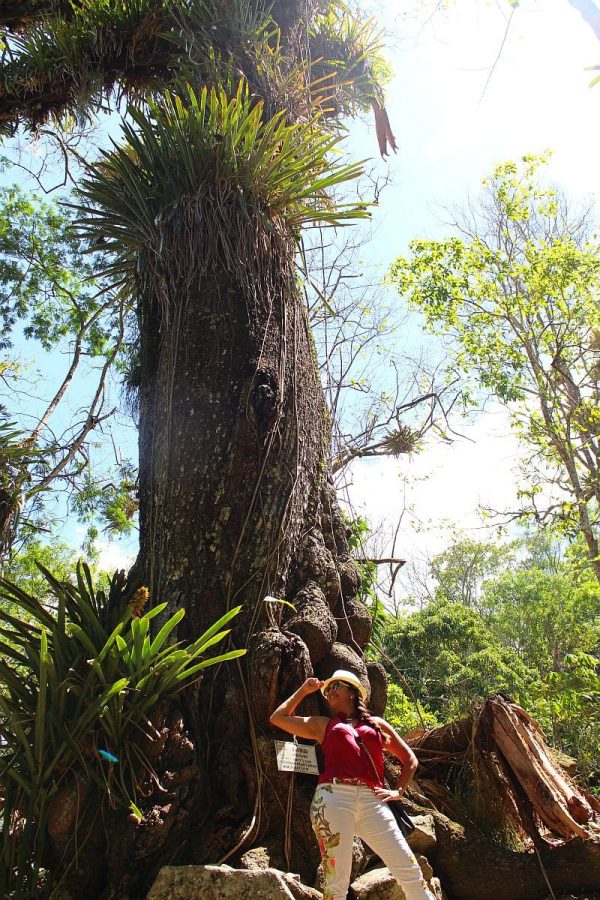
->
[390,154,600,579]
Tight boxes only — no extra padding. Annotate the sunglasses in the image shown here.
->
[324,680,350,695]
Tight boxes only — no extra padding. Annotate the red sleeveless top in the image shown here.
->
[318,715,384,787]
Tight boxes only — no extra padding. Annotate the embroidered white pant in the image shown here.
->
[310,783,435,900]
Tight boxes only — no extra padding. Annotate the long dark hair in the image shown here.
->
[346,690,390,745]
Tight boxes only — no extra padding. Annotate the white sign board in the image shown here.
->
[274,740,319,775]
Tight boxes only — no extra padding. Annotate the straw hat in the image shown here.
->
[320,669,368,702]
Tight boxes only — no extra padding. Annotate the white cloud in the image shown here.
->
[95,539,136,574]
[345,403,526,573]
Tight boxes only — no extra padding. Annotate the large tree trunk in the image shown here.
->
[109,201,374,892]
[136,217,325,639]
[45,204,375,900]
[32,1,380,893]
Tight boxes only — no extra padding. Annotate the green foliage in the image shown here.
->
[378,530,600,786]
[384,682,439,735]
[380,597,533,720]
[0,421,44,562]
[431,538,515,608]
[74,80,369,296]
[346,514,377,604]
[0,537,87,596]
[72,461,139,535]
[308,0,387,114]
[0,185,114,353]
[531,651,600,785]
[0,561,245,894]
[2,0,390,138]
[343,513,392,657]
[2,0,179,134]
[389,154,600,561]
[0,186,134,552]
[483,568,600,677]
[390,154,600,403]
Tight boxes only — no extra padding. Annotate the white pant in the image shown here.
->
[310,783,435,900]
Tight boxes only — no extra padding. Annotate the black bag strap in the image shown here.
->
[350,725,383,786]
[352,725,415,838]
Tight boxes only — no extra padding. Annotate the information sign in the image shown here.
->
[274,740,319,774]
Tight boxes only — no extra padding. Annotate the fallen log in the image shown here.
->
[488,697,597,841]
[406,695,600,849]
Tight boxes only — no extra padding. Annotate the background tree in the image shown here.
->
[304,220,462,476]
[390,153,600,581]
[429,537,514,609]
[377,528,600,787]
[380,595,534,719]
[0,186,134,562]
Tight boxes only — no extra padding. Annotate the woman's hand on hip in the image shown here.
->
[372,787,402,803]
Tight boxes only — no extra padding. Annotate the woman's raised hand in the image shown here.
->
[301,677,324,695]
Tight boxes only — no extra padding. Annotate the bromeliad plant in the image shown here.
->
[73,78,370,298]
[0,562,245,896]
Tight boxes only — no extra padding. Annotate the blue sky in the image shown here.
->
[341,0,600,598]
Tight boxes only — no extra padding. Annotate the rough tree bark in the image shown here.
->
[131,201,377,883]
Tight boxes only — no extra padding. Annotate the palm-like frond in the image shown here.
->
[72,79,369,295]
[0,560,245,894]
[308,0,386,114]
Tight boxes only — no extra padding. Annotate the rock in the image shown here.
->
[416,855,433,882]
[407,814,436,854]
[336,597,373,650]
[430,876,445,900]
[349,864,438,900]
[239,847,271,870]
[366,661,387,716]
[280,872,323,900]
[147,865,321,899]
[349,866,409,899]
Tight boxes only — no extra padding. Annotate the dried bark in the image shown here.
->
[408,697,600,848]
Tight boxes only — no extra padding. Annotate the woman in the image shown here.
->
[270,669,436,900]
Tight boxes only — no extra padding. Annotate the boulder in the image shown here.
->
[407,814,437,854]
[147,865,321,900]
[239,847,271,870]
[416,855,433,882]
[349,866,411,899]
[366,661,387,716]
[349,864,438,900]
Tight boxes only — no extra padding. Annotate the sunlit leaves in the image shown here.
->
[389,154,600,557]
[73,80,369,296]
[0,185,115,352]
[0,560,245,892]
